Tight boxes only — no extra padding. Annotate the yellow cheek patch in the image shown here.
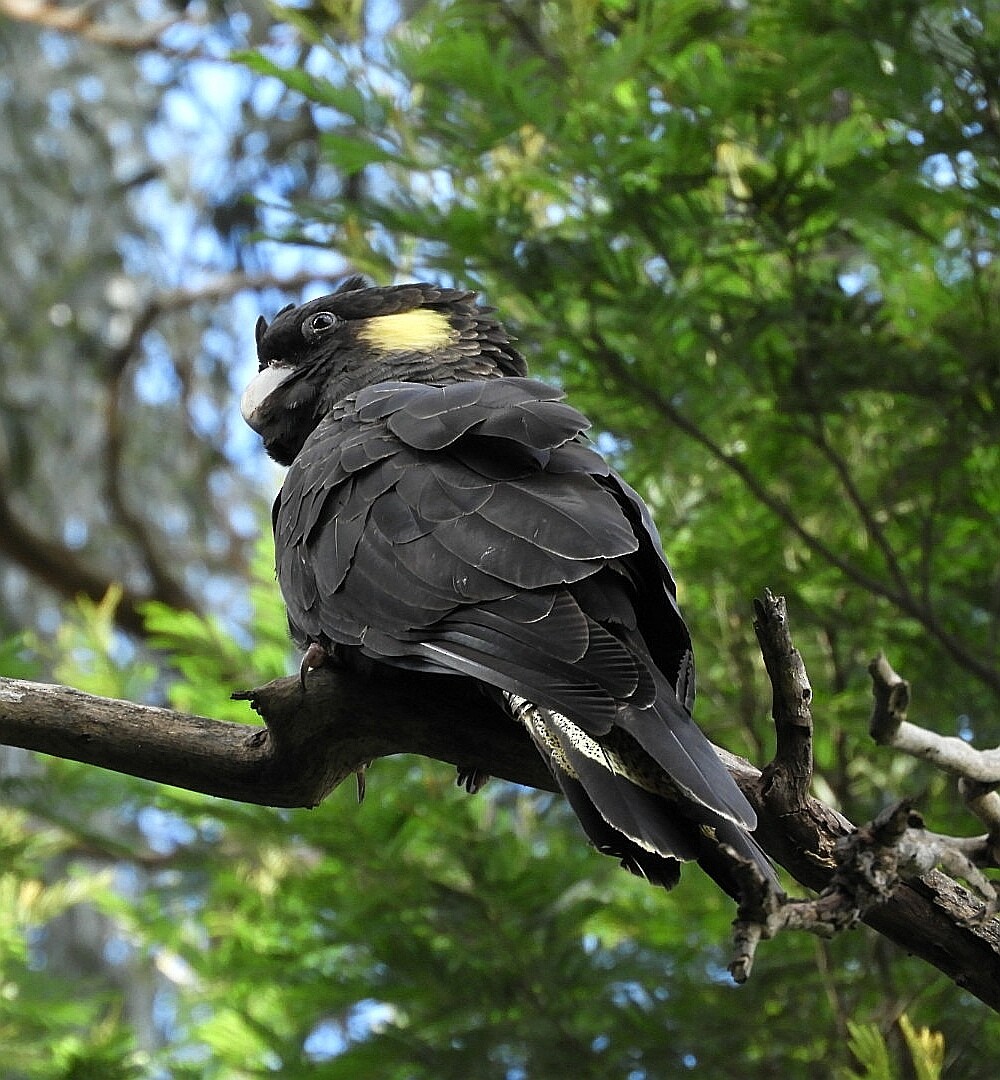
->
[356,309,456,353]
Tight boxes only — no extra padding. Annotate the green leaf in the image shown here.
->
[319,132,404,174]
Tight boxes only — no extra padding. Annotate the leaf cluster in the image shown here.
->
[2,0,1000,1075]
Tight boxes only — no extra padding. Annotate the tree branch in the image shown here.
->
[0,0,188,51]
[869,653,1000,783]
[0,665,554,809]
[0,475,152,639]
[104,270,350,379]
[101,270,350,615]
[804,418,914,603]
[1,597,998,1009]
[868,651,1000,890]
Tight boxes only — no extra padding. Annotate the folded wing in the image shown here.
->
[274,377,773,893]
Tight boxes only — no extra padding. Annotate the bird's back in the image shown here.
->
[272,376,771,896]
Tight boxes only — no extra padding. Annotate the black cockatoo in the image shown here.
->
[241,277,773,897]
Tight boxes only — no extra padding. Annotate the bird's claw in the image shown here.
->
[299,642,329,690]
[355,763,371,803]
[456,766,490,795]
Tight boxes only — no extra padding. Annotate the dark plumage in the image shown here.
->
[242,277,774,897]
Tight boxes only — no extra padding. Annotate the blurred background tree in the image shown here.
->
[0,0,997,1075]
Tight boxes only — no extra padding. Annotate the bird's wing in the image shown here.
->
[274,377,640,651]
[274,377,763,875]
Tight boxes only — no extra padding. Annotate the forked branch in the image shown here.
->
[0,592,998,1008]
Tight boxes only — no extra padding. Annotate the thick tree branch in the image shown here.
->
[0,666,554,808]
[1,595,999,1009]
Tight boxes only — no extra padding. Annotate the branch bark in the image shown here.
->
[1,597,999,1009]
[0,665,554,809]
[868,651,1000,899]
[870,652,1000,783]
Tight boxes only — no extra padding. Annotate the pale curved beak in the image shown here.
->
[241,364,295,431]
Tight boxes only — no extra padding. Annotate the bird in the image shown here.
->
[241,276,775,899]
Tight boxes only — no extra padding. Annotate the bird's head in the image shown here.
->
[241,277,527,464]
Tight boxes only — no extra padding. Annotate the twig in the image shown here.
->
[867,651,1000,893]
[105,269,349,378]
[869,653,1000,783]
[103,372,200,614]
[805,420,913,603]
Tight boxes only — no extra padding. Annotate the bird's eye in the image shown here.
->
[304,311,339,337]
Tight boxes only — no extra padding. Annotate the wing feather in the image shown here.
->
[272,376,771,890]
[478,475,637,559]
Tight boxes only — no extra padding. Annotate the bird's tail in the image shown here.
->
[505,693,778,900]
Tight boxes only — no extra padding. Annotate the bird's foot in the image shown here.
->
[299,642,330,690]
[456,766,490,795]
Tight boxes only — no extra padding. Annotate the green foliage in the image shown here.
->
[268,0,1000,738]
[3,0,1000,1076]
[247,0,1000,821]
[8,566,980,1079]
[0,802,145,1079]
[840,1014,946,1080]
